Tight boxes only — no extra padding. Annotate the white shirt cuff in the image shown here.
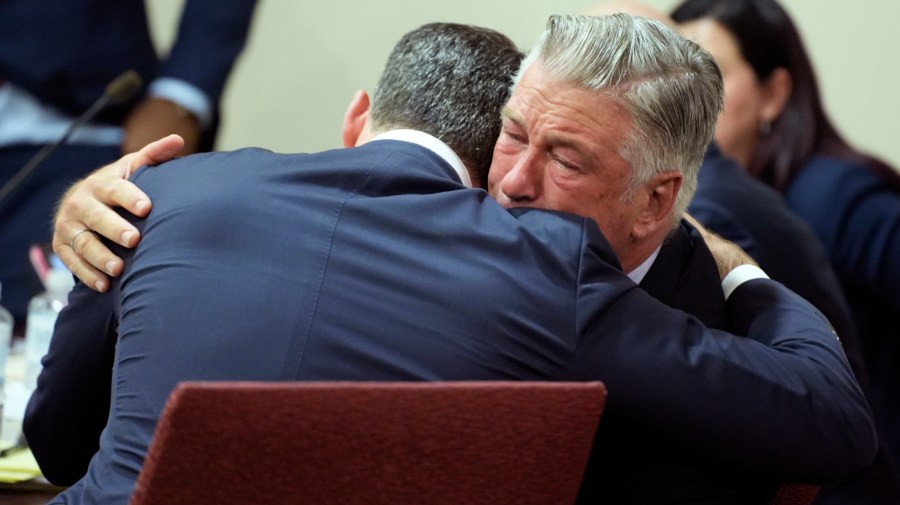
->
[148,78,213,129]
[722,264,769,300]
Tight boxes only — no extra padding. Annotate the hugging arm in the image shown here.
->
[53,135,183,291]
[580,274,874,481]
[575,221,875,482]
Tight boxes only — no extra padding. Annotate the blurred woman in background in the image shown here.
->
[670,0,900,500]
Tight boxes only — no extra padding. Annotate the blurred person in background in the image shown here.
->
[671,0,900,502]
[0,0,258,332]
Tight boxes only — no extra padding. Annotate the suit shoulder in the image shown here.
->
[508,207,622,272]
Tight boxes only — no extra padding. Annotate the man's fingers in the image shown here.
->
[52,219,89,259]
[53,235,110,292]
[108,177,152,220]
[67,254,110,293]
[85,167,152,216]
[73,176,145,246]
[72,229,125,278]
[82,177,149,245]
[55,192,122,249]
[127,134,184,174]
[54,216,124,280]
[48,138,173,290]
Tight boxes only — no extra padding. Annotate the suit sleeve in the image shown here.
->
[22,282,117,486]
[157,0,258,105]
[573,225,876,483]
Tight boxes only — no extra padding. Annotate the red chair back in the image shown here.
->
[770,484,820,505]
[130,381,607,505]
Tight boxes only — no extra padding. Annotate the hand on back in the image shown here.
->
[684,214,758,279]
[54,135,184,291]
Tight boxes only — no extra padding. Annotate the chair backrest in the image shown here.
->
[130,381,607,505]
[769,484,820,505]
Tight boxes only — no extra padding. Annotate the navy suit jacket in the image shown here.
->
[579,221,780,505]
[0,0,256,123]
[640,221,729,332]
[25,139,875,504]
[690,144,900,503]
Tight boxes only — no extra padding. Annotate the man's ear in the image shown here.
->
[342,90,371,147]
[761,67,792,124]
[632,171,682,239]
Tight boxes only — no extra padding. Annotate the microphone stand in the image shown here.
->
[0,70,143,205]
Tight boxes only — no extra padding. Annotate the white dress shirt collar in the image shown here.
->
[626,243,771,299]
[626,245,662,285]
[370,129,472,188]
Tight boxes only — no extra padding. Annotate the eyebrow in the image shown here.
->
[500,106,523,129]
[500,105,595,161]
[543,132,589,157]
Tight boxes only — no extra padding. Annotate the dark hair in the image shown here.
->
[370,23,524,188]
[671,0,900,191]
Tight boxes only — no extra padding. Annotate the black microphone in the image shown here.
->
[0,70,144,204]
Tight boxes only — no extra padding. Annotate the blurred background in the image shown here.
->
[147,0,900,171]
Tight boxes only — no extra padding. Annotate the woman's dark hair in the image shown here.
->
[672,0,900,191]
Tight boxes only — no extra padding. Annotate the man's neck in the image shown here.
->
[620,225,677,281]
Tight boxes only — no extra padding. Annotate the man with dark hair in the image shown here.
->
[26,22,526,503]
[367,23,520,187]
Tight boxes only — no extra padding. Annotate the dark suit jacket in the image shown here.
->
[25,139,876,504]
[579,221,779,505]
[640,221,729,332]
[0,0,256,123]
[690,144,900,503]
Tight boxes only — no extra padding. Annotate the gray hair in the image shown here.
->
[371,23,523,188]
[515,14,723,223]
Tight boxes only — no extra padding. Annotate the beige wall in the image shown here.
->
[148,1,900,169]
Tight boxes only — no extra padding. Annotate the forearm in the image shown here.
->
[687,203,758,259]
[578,279,875,482]
[719,279,876,477]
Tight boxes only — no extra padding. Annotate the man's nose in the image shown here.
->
[499,150,543,203]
